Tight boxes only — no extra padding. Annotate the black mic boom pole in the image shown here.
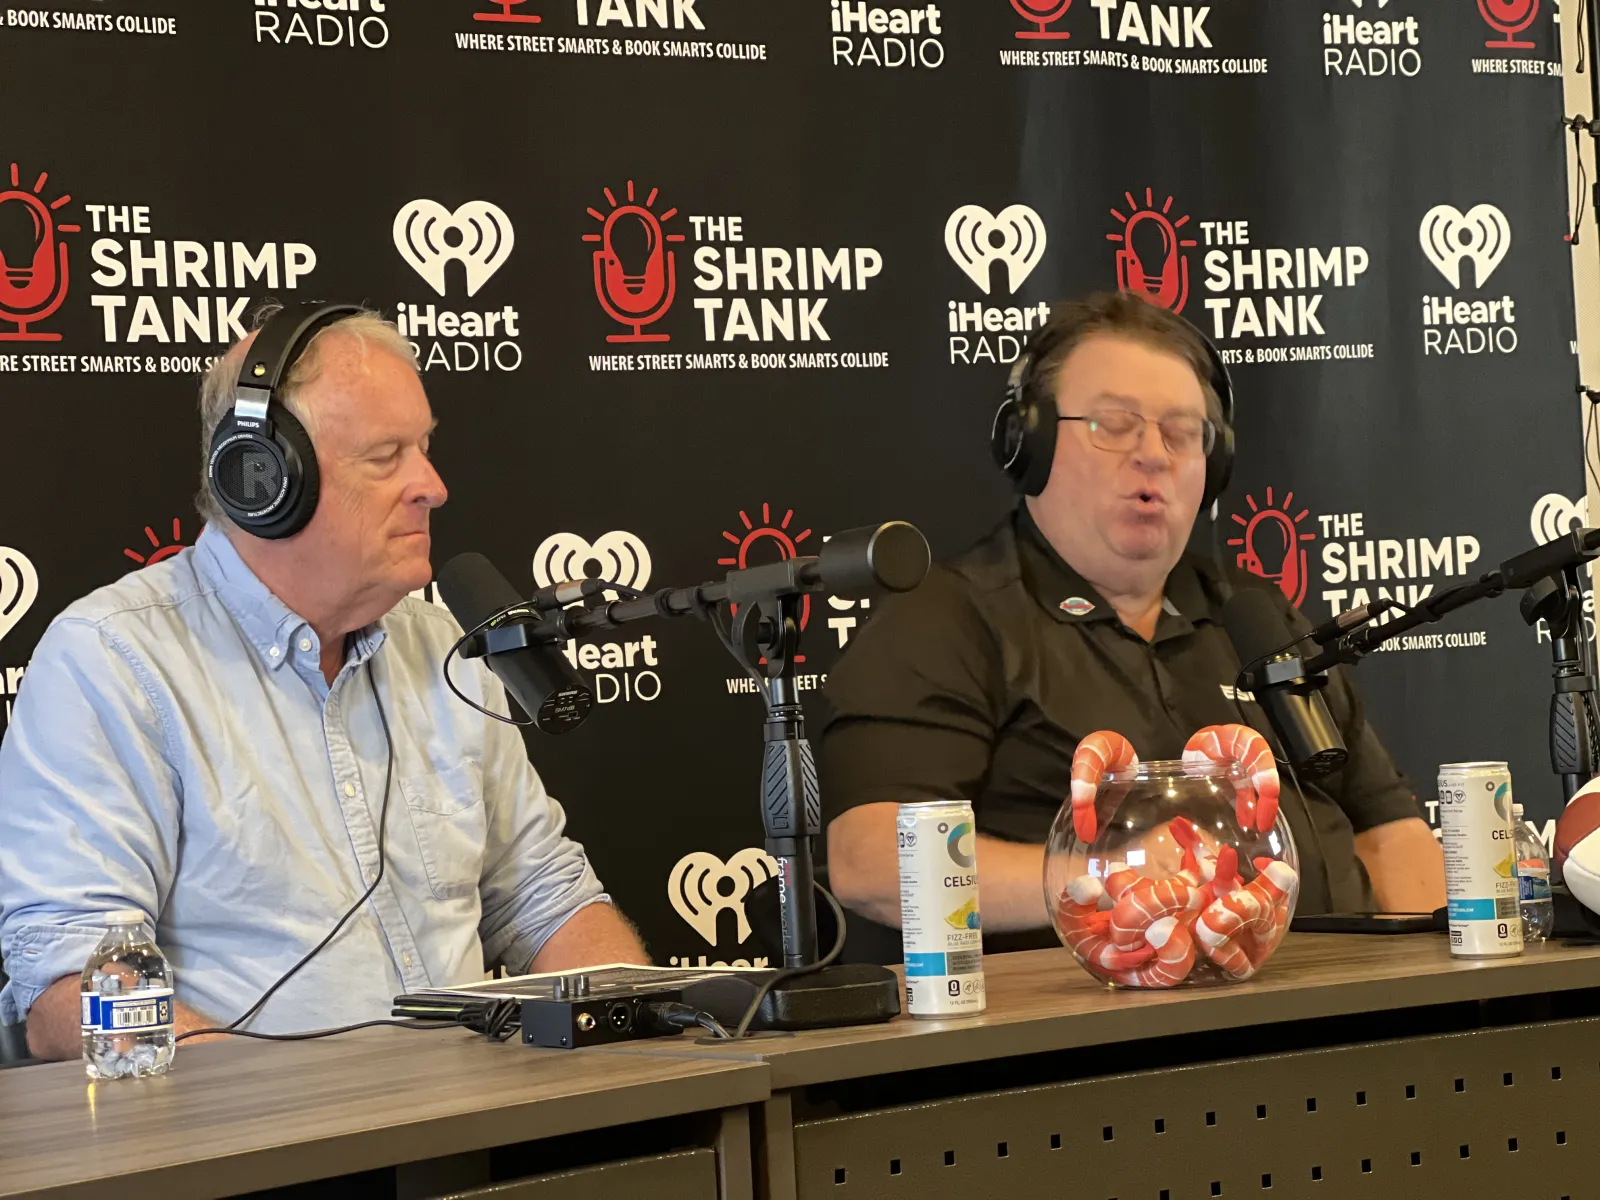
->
[447,522,932,989]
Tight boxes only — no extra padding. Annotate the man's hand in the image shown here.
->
[1354,816,1446,913]
[828,802,1050,932]
[26,974,218,1061]
[528,901,648,974]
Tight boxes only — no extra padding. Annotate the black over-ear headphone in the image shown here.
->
[990,315,1235,507]
[207,302,363,540]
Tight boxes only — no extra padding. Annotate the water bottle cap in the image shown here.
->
[104,909,147,927]
[1512,803,1525,817]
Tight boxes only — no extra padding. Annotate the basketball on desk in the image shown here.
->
[1554,779,1600,920]
[1044,756,1301,988]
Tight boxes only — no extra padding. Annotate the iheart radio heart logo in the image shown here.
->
[393,199,515,298]
[0,547,37,647]
[1419,204,1510,289]
[0,163,80,342]
[533,529,661,704]
[945,205,1047,295]
[392,198,523,373]
[1418,203,1518,357]
[667,847,778,948]
[1228,487,1316,607]
[584,180,685,343]
[945,203,1051,366]
[531,530,652,601]
[1108,188,1195,314]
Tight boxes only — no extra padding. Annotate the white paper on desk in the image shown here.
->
[420,962,770,1002]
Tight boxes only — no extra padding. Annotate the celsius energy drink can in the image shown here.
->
[897,800,985,1017]
[1438,762,1523,958]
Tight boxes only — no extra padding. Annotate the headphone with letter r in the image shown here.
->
[207,301,363,540]
[989,317,1236,506]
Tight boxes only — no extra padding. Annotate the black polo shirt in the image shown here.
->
[818,506,1425,950]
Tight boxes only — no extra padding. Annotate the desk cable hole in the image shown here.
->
[1160,1191,1170,1200]
[1405,1084,1416,1099]
[1102,1125,1114,1141]
[1310,1166,1322,1181]
[996,1141,1008,1158]
[943,1150,956,1166]
[1454,1077,1465,1092]
[1154,1118,1166,1134]
[1410,1151,1421,1166]
[1256,1104,1267,1119]
[1508,1137,1519,1152]
[1355,1091,1366,1106]
[1050,1133,1061,1150]
[1261,1173,1272,1189]
[1305,1097,1317,1112]
[1361,1158,1372,1174]
[889,1159,901,1176]
[1460,1144,1470,1158]
[1504,1071,1515,1086]
[1210,1183,1222,1196]
[1206,1111,1217,1126]
[1552,1065,1563,1080]
[1557,1130,1567,1145]
[834,1168,847,1185]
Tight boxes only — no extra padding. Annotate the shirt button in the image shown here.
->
[403,954,413,968]
[268,646,280,658]
[343,782,356,798]
[299,638,312,652]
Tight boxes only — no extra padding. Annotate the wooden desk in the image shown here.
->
[628,934,1600,1199]
[0,1025,769,1200]
[669,933,1600,1087]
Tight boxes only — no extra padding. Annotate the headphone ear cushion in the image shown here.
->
[1017,393,1057,497]
[1203,417,1235,510]
[207,405,321,540]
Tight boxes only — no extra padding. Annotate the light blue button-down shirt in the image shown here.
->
[0,525,606,1032]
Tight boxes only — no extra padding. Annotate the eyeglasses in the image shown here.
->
[1059,408,1216,458]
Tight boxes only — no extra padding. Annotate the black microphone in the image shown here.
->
[436,553,595,734]
[1220,588,1349,777]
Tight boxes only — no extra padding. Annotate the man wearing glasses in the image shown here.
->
[819,291,1444,955]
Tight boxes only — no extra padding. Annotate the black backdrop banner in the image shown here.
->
[0,0,1581,968]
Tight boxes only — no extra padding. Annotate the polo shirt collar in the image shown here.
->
[1013,505,1220,631]
[1014,506,1118,625]
[194,524,387,671]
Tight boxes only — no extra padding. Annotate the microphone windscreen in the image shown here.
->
[437,552,524,630]
[1219,587,1295,667]
[815,522,931,596]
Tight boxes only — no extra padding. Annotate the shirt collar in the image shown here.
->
[1014,506,1118,625]
[1013,505,1220,631]
[193,524,387,672]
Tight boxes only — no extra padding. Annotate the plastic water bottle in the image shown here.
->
[1512,804,1554,944]
[80,910,176,1080]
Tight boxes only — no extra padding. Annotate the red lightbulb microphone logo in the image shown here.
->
[1011,0,1072,38]
[123,519,188,568]
[1108,188,1196,314]
[1227,488,1316,608]
[584,180,685,343]
[1478,0,1538,49]
[476,0,540,22]
[0,162,79,342]
[719,503,813,662]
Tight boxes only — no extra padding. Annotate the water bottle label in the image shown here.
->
[1518,872,1553,902]
[81,988,174,1034]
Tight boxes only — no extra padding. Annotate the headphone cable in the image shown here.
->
[178,653,396,1042]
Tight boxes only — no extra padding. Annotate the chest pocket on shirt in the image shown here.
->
[398,761,486,901]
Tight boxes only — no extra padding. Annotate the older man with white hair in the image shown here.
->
[0,302,644,1060]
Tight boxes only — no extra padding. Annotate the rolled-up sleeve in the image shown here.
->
[0,618,181,1023]
[472,671,607,973]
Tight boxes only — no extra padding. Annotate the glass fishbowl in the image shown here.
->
[1044,758,1300,988]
